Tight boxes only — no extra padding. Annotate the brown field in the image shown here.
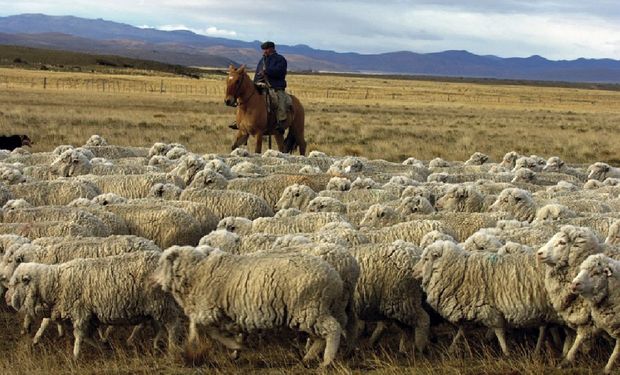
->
[0,67,619,374]
[1,67,619,164]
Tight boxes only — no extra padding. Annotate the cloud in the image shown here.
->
[141,24,237,38]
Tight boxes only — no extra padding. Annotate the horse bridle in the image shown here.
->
[230,72,256,107]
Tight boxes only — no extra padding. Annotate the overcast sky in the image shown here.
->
[1,0,619,60]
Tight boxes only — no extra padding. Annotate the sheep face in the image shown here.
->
[326,177,351,191]
[306,197,346,214]
[536,226,599,267]
[435,186,482,213]
[149,183,182,200]
[606,221,620,245]
[464,152,489,166]
[275,184,316,211]
[6,263,42,316]
[571,254,613,304]
[587,162,610,181]
[543,157,565,172]
[85,135,108,147]
[397,196,435,215]
[489,188,535,222]
[199,230,241,253]
[216,217,252,235]
[189,170,228,189]
[413,240,460,283]
[360,204,397,228]
[419,230,456,249]
[462,232,502,253]
[52,149,91,177]
[153,246,207,295]
[500,151,521,169]
[350,177,379,190]
[535,204,576,222]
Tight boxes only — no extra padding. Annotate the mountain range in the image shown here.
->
[1,13,620,83]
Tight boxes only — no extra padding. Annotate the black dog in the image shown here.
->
[0,135,32,151]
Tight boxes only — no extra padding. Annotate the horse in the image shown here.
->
[224,65,306,155]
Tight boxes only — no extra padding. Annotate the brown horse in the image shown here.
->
[224,65,306,155]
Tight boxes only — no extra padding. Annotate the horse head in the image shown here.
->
[225,64,249,107]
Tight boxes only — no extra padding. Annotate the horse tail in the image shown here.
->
[284,95,306,155]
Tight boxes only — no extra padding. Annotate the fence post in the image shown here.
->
[43,77,47,89]
[160,80,164,94]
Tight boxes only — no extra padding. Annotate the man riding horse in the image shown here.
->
[230,41,291,134]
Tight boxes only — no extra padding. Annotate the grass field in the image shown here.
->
[1,67,619,164]
[1,66,620,374]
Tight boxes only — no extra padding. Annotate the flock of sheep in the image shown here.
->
[1,135,620,371]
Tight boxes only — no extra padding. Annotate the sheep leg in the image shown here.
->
[550,326,562,351]
[187,318,200,347]
[57,323,64,338]
[318,315,342,367]
[72,319,96,359]
[561,330,587,367]
[33,318,51,345]
[98,326,114,343]
[126,324,144,347]
[206,327,244,350]
[414,310,431,355]
[303,338,325,364]
[562,328,575,357]
[494,328,509,356]
[368,321,388,347]
[21,314,33,335]
[534,325,547,355]
[604,339,620,374]
[448,327,465,353]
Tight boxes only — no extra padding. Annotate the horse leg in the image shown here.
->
[232,131,249,151]
[254,133,263,154]
[274,132,285,152]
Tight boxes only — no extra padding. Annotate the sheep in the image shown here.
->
[148,142,172,158]
[318,189,399,212]
[101,204,203,248]
[148,183,183,200]
[9,179,100,206]
[328,157,364,174]
[152,246,345,367]
[497,242,534,255]
[230,161,266,177]
[0,164,27,185]
[461,231,504,253]
[7,251,182,358]
[464,152,489,166]
[217,216,253,236]
[251,212,347,235]
[169,153,206,185]
[180,188,274,220]
[227,174,330,208]
[534,204,577,223]
[536,225,614,366]
[588,162,620,182]
[435,185,486,213]
[306,196,347,214]
[311,222,370,248]
[129,198,219,237]
[83,145,150,159]
[166,146,188,160]
[489,188,536,222]
[230,147,250,157]
[85,135,108,146]
[419,230,457,249]
[198,229,242,253]
[350,177,380,190]
[395,196,436,216]
[204,159,235,179]
[428,157,450,168]
[1,206,112,237]
[274,184,317,211]
[326,177,351,191]
[413,240,559,356]
[299,165,322,174]
[274,208,302,218]
[359,204,400,228]
[607,220,620,246]
[513,156,542,172]
[362,219,455,246]
[349,242,429,354]
[77,173,183,199]
[187,169,228,190]
[571,254,620,374]
[543,157,588,180]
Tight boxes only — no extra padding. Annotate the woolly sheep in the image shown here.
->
[7,252,181,358]
[349,241,429,354]
[536,225,613,366]
[327,157,364,174]
[230,147,250,157]
[326,177,351,191]
[165,146,188,160]
[396,196,436,215]
[1,206,112,237]
[299,165,322,174]
[535,204,577,223]
[413,241,559,355]
[419,230,456,249]
[461,231,503,253]
[85,135,108,147]
[188,169,228,189]
[428,158,450,169]
[306,196,347,214]
[464,152,489,166]
[252,212,347,235]
[274,184,317,211]
[435,185,485,213]
[152,246,345,367]
[77,173,183,200]
[362,219,454,245]
[489,188,536,222]
[169,154,205,185]
[217,217,253,236]
[607,220,620,246]
[571,254,620,373]
[180,188,273,220]
[83,145,149,159]
[199,230,241,253]
[205,159,235,179]
[231,161,266,176]
[273,208,302,218]
[350,177,380,190]
[588,162,620,182]
[148,142,172,158]
[148,183,183,200]
[9,179,100,206]
[359,204,399,228]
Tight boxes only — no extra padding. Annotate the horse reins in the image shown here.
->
[232,73,256,107]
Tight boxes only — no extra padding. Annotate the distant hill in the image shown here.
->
[0,44,215,77]
[1,13,620,83]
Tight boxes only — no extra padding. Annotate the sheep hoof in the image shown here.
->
[230,350,239,360]
[558,359,572,369]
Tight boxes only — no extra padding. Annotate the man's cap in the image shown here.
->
[261,41,275,50]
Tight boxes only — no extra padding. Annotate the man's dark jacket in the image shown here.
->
[254,52,287,89]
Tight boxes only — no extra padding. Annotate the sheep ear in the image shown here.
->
[514,196,522,201]
[21,274,31,284]
[604,267,613,277]
[16,255,23,263]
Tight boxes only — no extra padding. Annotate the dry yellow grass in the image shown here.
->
[1,67,619,164]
